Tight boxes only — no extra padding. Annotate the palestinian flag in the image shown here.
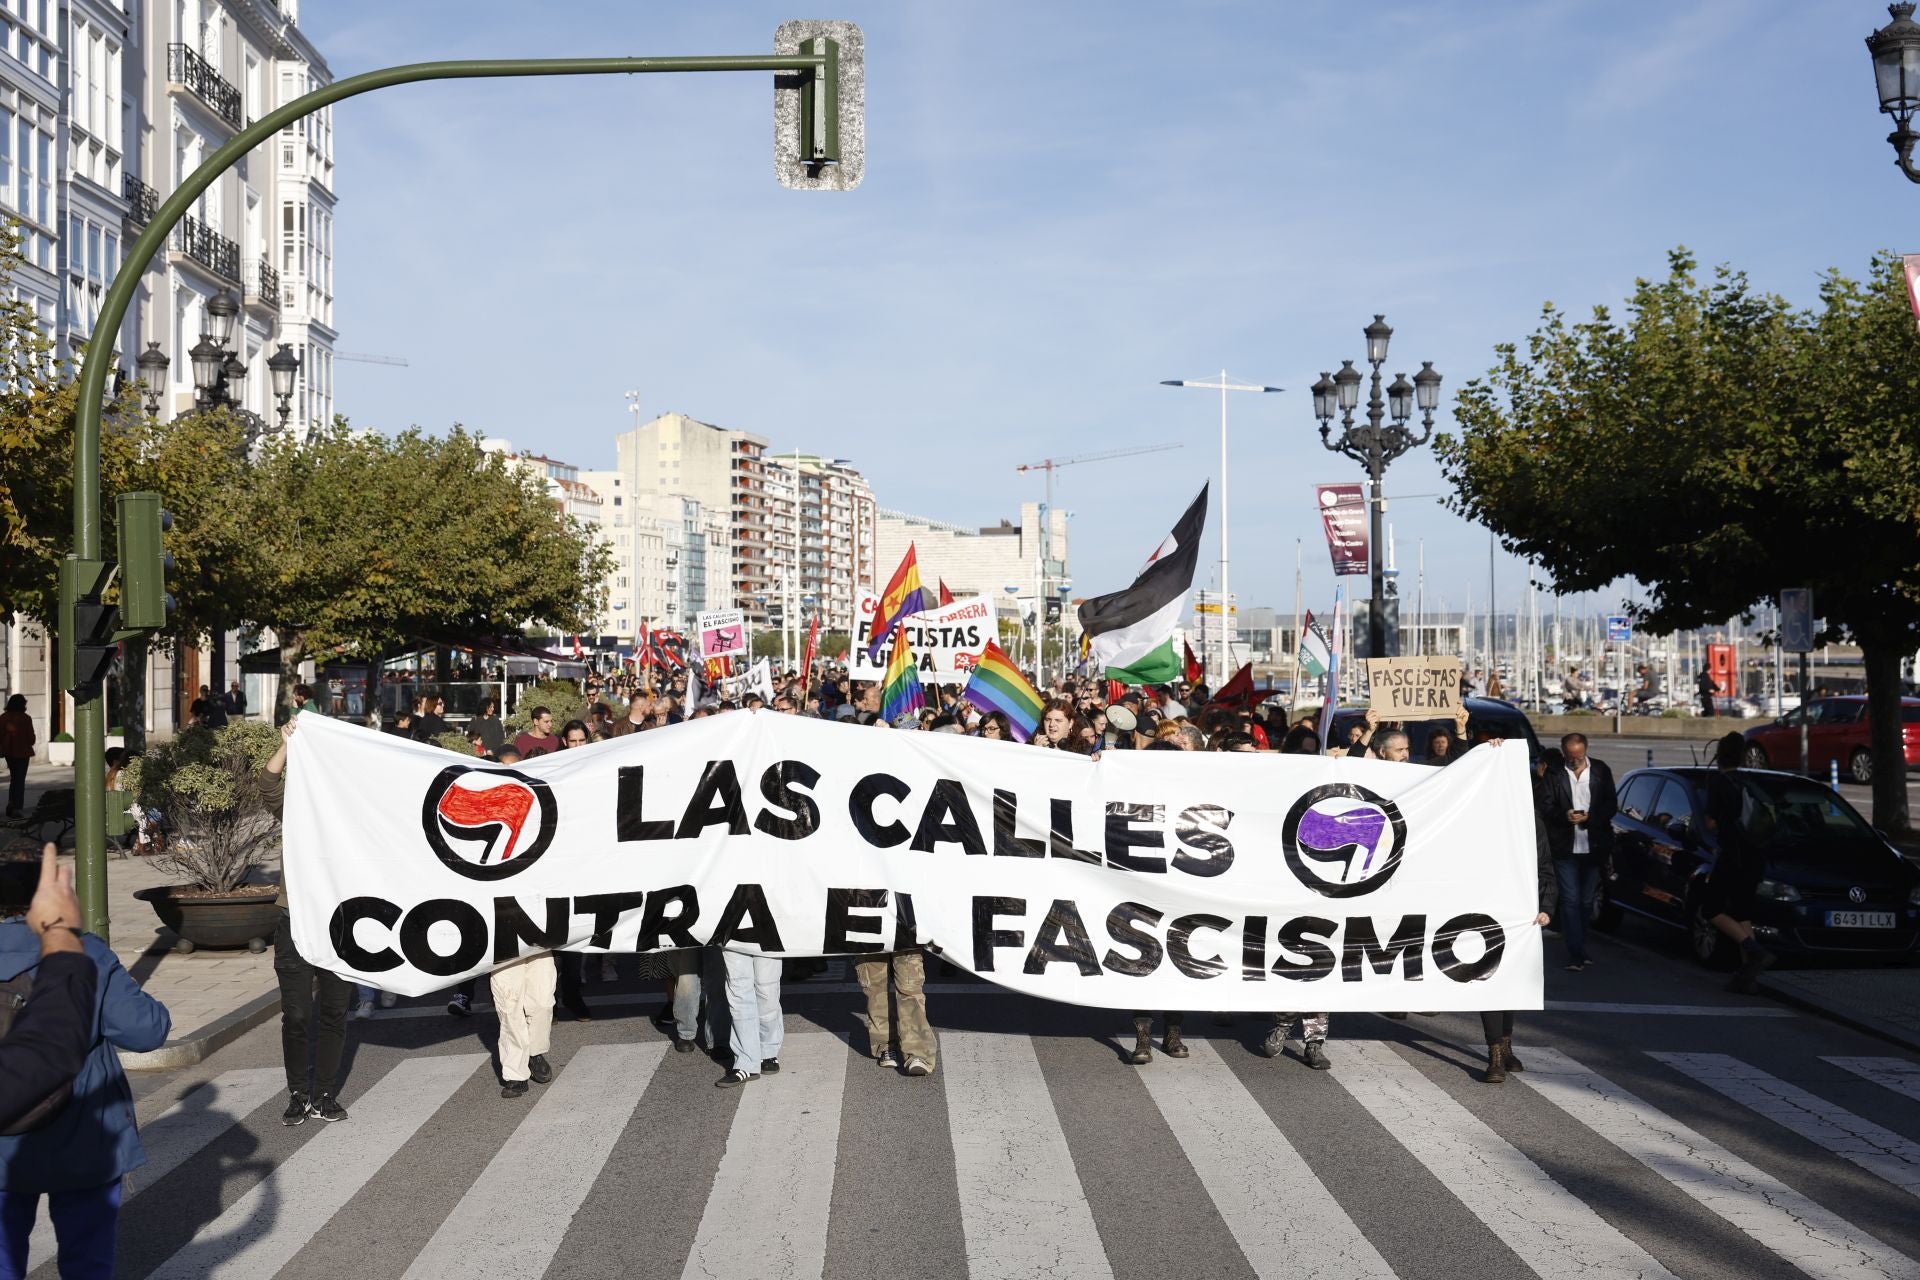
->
[1076,485,1207,687]
[1299,611,1332,678]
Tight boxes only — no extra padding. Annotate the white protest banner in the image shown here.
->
[849,591,992,686]
[1364,656,1463,718]
[284,714,1543,1012]
[697,609,747,662]
[718,658,775,703]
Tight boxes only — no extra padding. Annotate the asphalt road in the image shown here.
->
[44,932,1920,1280]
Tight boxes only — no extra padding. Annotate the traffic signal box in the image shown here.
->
[58,491,172,697]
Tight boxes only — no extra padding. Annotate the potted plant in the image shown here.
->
[122,720,285,953]
[46,732,74,766]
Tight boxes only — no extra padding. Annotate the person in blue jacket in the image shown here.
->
[0,856,170,1279]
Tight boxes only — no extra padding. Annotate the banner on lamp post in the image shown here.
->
[1316,483,1369,577]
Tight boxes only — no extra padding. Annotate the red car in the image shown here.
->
[1741,695,1920,783]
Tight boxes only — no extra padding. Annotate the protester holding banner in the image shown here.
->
[1482,805,1558,1084]
[1128,1011,1186,1065]
[491,949,557,1098]
[263,720,352,1126]
[856,949,935,1076]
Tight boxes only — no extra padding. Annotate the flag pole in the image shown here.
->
[1289,540,1302,716]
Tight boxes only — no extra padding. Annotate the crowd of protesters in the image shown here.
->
[0,652,1659,1276]
[246,657,1587,1108]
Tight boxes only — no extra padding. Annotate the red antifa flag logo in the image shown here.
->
[420,766,557,882]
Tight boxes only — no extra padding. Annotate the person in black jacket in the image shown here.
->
[0,845,97,1133]
[1537,732,1617,971]
[1481,811,1558,1083]
[1701,731,1775,993]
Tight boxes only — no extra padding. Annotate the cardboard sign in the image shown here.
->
[849,591,992,686]
[698,610,748,662]
[1364,656,1462,717]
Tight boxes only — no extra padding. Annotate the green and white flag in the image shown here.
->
[1299,611,1332,679]
[1076,486,1208,686]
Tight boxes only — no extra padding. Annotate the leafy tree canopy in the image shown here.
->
[1438,249,1920,830]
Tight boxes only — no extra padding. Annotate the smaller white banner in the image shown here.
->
[850,592,993,686]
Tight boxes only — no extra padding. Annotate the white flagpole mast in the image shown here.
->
[1161,371,1283,684]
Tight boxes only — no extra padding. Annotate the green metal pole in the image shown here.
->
[69,50,836,939]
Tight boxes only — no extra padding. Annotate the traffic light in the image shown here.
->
[59,557,117,697]
[116,492,175,632]
[773,21,864,190]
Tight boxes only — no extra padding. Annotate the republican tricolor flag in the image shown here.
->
[867,543,931,661]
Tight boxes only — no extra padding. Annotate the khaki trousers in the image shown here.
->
[490,953,556,1082]
[855,950,936,1065]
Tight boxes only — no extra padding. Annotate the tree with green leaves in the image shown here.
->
[1438,249,1920,835]
[238,423,612,711]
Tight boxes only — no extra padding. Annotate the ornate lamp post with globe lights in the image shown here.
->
[1310,316,1442,660]
[1867,3,1920,181]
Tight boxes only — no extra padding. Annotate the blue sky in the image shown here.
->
[306,0,1909,624]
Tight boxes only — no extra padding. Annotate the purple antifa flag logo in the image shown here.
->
[1282,783,1408,898]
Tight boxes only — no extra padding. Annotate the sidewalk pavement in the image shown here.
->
[1758,966,1920,1052]
[7,763,281,1070]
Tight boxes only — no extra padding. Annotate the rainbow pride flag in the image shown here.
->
[960,640,1044,742]
[879,624,924,724]
[867,543,931,661]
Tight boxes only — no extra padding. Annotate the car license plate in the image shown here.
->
[1826,911,1895,929]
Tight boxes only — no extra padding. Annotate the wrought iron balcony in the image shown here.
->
[168,44,243,129]
[175,216,241,281]
[245,258,280,308]
[123,175,159,227]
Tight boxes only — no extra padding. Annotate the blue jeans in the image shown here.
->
[667,948,703,1042]
[0,1179,122,1279]
[1556,858,1602,964]
[720,951,784,1070]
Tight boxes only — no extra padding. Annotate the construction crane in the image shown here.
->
[1015,442,1183,507]
[336,352,409,367]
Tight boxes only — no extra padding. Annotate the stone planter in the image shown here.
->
[46,740,73,766]
[134,884,280,953]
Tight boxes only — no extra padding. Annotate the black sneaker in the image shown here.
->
[501,1079,529,1098]
[446,993,472,1017]
[309,1093,348,1123]
[528,1054,554,1085]
[877,1048,901,1069]
[650,1008,677,1033]
[760,1058,781,1075]
[715,1068,759,1088]
[561,999,593,1022]
[1260,1027,1286,1059]
[1302,1041,1332,1071]
[673,1037,697,1054]
[282,1092,310,1126]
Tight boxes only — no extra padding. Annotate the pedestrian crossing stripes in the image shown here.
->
[403,1043,664,1278]
[1651,1052,1920,1199]
[1828,1055,1920,1105]
[42,1035,1920,1280]
[1520,1047,1920,1280]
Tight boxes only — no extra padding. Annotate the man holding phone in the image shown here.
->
[1538,732,1618,971]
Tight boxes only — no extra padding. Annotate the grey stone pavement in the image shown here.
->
[4,762,280,1067]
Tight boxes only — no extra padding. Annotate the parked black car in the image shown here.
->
[1327,697,1543,764]
[1597,766,1920,965]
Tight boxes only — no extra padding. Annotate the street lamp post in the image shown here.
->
[168,290,302,450]
[1311,315,1442,661]
[1867,3,1920,180]
[1160,371,1283,686]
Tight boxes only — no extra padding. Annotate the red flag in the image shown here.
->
[937,578,955,606]
[570,634,585,660]
[1208,663,1256,707]
[1183,640,1203,684]
[1106,678,1125,706]
[801,614,820,688]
